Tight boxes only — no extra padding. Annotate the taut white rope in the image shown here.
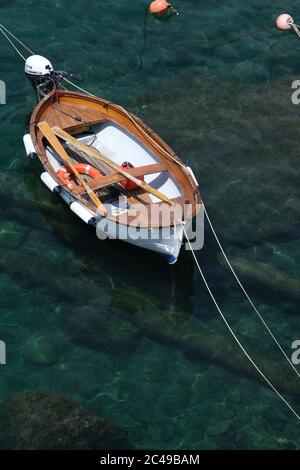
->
[289,19,300,39]
[203,203,300,379]
[180,221,300,422]
[0,25,27,61]
[62,77,96,97]
[0,23,34,55]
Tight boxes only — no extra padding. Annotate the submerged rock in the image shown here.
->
[207,420,232,437]
[0,243,298,396]
[236,426,298,450]
[218,254,300,302]
[0,170,75,231]
[0,248,109,305]
[0,247,139,355]
[130,73,300,245]
[110,287,300,396]
[0,391,130,450]
[23,335,60,365]
[0,220,29,249]
[62,305,140,354]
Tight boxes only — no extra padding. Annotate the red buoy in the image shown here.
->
[119,162,144,191]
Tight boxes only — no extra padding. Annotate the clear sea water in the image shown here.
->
[0,0,299,449]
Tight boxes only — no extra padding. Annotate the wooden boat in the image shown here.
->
[23,55,201,264]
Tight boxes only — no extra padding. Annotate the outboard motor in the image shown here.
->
[25,55,55,100]
[25,55,82,101]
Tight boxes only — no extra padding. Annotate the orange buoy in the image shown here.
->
[139,1,179,68]
[150,0,171,15]
[57,163,102,190]
[149,0,179,21]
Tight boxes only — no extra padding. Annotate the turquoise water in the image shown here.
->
[0,0,299,449]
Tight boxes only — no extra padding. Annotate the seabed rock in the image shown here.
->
[0,237,298,396]
[110,287,300,396]
[219,254,300,302]
[0,248,108,305]
[0,170,74,232]
[207,420,232,437]
[63,305,140,354]
[0,246,140,354]
[0,220,29,249]
[0,231,297,395]
[23,335,60,366]
[0,391,130,450]
[130,73,300,245]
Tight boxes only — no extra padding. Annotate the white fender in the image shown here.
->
[186,166,199,186]
[70,201,95,225]
[40,172,61,193]
[23,134,38,159]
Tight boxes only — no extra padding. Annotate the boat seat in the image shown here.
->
[77,163,167,195]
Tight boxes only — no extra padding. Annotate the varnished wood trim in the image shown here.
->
[77,163,167,194]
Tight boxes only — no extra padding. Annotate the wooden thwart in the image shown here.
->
[52,126,175,206]
[77,163,167,194]
[38,121,107,215]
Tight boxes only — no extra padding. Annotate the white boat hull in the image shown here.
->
[38,169,188,263]
[96,217,190,264]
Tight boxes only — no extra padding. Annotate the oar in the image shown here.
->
[38,121,107,216]
[52,126,175,206]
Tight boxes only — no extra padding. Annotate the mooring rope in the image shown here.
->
[0,24,28,61]
[202,204,300,379]
[139,7,150,69]
[289,19,300,39]
[180,221,300,421]
[62,77,96,97]
[0,23,34,55]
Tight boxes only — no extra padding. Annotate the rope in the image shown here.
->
[180,221,300,422]
[62,77,95,96]
[0,23,34,55]
[290,21,300,39]
[0,25,28,61]
[203,203,300,379]
[139,7,150,69]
